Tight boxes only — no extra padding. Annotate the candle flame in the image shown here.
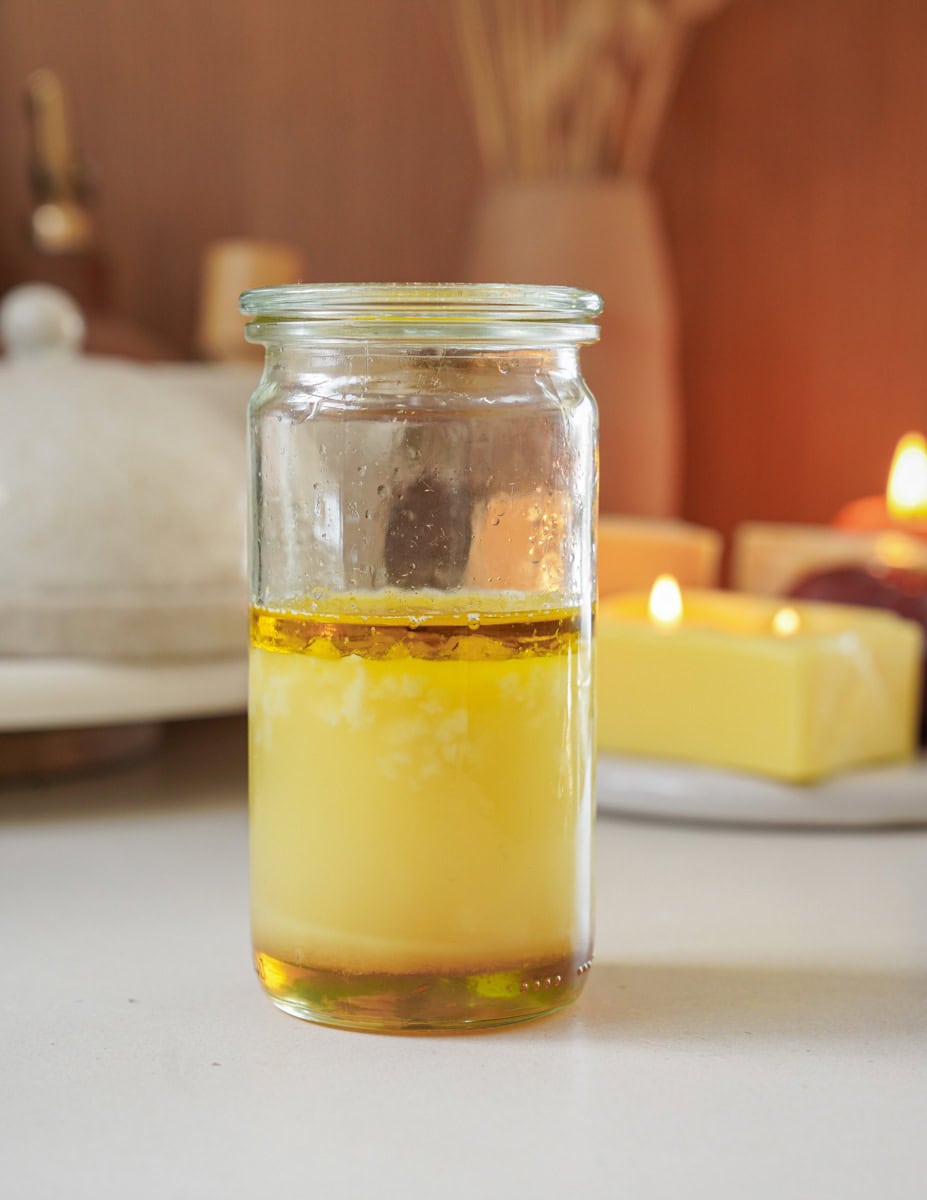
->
[649,574,683,628]
[886,432,927,520]
[772,606,801,637]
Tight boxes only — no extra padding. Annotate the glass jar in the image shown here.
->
[242,283,601,1031]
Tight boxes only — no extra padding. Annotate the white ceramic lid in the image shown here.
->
[0,285,255,658]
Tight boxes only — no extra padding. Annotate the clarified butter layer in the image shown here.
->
[249,599,593,980]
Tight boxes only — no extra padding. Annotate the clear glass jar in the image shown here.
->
[242,284,601,1031]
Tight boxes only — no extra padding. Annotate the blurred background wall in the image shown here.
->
[1,0,925,538]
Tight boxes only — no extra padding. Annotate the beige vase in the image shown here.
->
[466,178,681,517]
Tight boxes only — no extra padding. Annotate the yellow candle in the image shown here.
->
[597,583,923,783]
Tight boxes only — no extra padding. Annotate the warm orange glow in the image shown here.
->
[886,432,927,520]
[772,607,801,637]
[649,574,683,629]
[874,530,924,569]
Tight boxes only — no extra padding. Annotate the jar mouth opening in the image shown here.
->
[240,283,602,346]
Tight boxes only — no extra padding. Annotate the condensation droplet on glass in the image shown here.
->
[466,613,480,630]
[377,484,387,496]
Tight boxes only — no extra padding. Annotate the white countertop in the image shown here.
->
[2,717,926,1198]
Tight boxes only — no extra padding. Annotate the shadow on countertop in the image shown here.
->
[533,959,927,1045]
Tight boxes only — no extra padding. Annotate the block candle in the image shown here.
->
[597,515,721,598]
[597,579,923,783]
[789,565,927,744]
[732,522,927,597]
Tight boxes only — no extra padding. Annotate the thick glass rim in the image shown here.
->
[240,283,602,346]
[240,283,603,320]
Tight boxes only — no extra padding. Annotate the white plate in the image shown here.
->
[597,752,927,829]
[0,655,248,731]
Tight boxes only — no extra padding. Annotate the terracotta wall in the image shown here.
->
[1,0,925,537]
[658,0,927,536]
[0,0,478,347]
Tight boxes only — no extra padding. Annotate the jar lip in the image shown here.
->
[239,282,603,322]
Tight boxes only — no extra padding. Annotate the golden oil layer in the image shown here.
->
[249,599,582,661]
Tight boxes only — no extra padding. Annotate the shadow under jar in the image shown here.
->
[243,284,601,1031]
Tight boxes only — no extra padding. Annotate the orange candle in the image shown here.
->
[834,432,927,537]
[597,516,721,598]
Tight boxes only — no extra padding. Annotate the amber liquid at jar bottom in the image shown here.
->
[249,599,594,1031]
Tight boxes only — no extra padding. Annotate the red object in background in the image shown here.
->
[834,495,927,538]
[790,565,927,745]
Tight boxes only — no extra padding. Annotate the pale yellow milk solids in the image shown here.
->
[249,593,593,986]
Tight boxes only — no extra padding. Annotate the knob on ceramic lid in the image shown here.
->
[0,282,86,357]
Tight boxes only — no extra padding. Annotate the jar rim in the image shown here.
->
[240,282,603,321]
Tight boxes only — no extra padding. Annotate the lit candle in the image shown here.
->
[888,433,927,520]
[733,433,927,597]
[834,431,927,536]
[771,605,801,637]
[648,573,683,629]
[597,578,923,782]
